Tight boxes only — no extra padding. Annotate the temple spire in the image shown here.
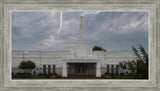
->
[80,16,83,23]
[72,16,89,58]
[78,16,85,45]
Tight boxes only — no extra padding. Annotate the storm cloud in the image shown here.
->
[12,12,148,52]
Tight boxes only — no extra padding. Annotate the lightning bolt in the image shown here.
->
[57,11,101,35]
[81,11,113,49]
[57,11,63,35]
[57,11,112,35]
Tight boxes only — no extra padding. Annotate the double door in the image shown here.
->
[68,63,96,77]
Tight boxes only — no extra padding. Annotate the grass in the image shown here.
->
[101,74,138,79]
[114,75,138,79]
[12,75,57,79]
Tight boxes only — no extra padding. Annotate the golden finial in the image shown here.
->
[80,16,83,23]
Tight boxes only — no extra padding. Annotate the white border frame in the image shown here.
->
[0,0,159,91]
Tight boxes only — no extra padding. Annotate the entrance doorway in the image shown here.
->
[67,63,96,77]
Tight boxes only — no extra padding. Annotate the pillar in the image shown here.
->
[96,62,101,77]
[46,65,48,75]
[62,62,67,77]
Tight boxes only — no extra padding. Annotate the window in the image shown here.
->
[52,65,55,74]
[106,64,110,74]
[111,65,114,75]
[43,65,46,74]
[48,65,51,75]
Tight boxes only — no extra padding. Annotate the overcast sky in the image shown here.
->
[12,11,148,52]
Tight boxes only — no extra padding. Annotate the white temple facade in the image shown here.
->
[12,16,137,77]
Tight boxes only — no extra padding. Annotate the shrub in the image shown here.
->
[46,75,50,78]
[33,71,36,75]
[120,73,124,75]
[26,73,32,76]
[53,73,57,76]
[56,74,62,78]
[43,73,47,75]
[128,73,134,76]
[39,73,43,76]
[101,74,106,78]
[15,73,25,76]
[104,72,109,75]
[125,72,129,75]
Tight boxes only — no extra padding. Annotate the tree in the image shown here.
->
[138,45,148,66]
[132,45,148,79]
[18,60,36,75]
[127,60,137,75]
[118,60,137,75]
[117,45,148,78]
[118,61,127,74]
[118,61,123,73]
[92,46,107,52]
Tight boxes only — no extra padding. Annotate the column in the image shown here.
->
[46,65,48,75]
[109,64,111,74]
[62,62,67,77]
[96,62,101,77]
[50,65,52,74]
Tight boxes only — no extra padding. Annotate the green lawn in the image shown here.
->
[12,75,57,78]
[114,75,138,79]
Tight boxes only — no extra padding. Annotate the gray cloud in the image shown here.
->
[12,12,148,52]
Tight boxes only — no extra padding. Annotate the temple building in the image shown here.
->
[12,16,137,77]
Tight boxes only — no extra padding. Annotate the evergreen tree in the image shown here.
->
[92,46,107,52]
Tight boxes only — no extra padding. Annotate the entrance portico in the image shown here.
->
[68,63,96,77]
[62,59,101,77]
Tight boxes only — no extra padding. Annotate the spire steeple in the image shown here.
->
[78,16,85,45]
[70,16,90,58]
[80,16,83,23]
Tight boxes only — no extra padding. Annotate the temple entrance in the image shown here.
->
[67,63,96,77]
